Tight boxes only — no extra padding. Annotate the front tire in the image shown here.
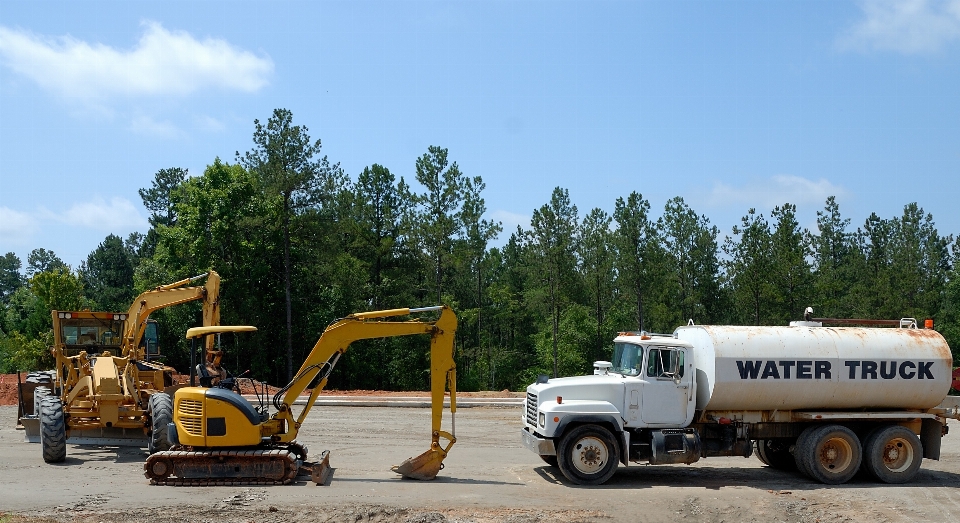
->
[796,424,861,484]
[862,425,922,484]
[556,425,619,485]
[39,397,67,463]
[147,393,173,454]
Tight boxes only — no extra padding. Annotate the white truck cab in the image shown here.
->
[522,332,703,484]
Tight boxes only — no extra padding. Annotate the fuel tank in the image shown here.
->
[673,324,952,411]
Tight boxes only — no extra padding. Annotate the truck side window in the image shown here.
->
[647,347,684,379]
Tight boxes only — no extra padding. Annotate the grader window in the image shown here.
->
[60,318,124,348]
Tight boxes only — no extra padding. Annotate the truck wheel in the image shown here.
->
[757,439,796,471]
[556,425,619,485]
[39,397,67,463]
[862,425,922,484]
[147,393,173,454]
[539,455,559,467]
[754,440,770,466]
[796,424,861,484]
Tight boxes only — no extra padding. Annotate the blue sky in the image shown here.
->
[1,0,958,269]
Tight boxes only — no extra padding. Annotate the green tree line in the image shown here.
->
[2,108,958,391]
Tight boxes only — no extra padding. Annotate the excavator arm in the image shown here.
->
[270,305,458,479]
[122,271,221,359]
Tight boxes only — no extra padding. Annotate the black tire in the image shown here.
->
[539,454,559,467]
[757,439,797,471]
[794,427,813,477]
[33,386,51,416]
[556,425,620,485]
[39,397,67,463]
[147,393,173,454]
[754,440,771,466]
[862,425,922,484]
[796,424,861,485]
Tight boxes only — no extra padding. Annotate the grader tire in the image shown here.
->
[33,386,51,416]
[147,393,174,454]
[39,397,67,463]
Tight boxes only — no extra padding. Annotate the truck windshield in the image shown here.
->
[611,342,643,376]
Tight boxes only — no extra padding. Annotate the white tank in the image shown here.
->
[674,324,952,411]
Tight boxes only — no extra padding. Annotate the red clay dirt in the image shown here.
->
[0,373,518,406]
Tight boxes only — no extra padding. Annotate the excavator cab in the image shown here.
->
[173,325,265,448]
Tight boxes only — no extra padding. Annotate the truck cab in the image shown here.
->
[521,332,700,484]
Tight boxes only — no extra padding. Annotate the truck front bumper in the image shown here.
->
[521,427,556,456]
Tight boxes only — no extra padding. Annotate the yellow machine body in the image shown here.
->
[150,305,458,484]
[172,387,263,448]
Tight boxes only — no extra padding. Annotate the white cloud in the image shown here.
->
[0,21,273,101]
[705,175,846,210]
[40,197,148,232]
[838,0,960,54]
[0,206,39,246]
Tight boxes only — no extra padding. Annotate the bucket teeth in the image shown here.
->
[391,448,446,480]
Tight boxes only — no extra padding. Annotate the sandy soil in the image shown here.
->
[3,404,960,523]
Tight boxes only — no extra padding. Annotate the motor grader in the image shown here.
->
[31,271,223,462]
[144,305,458,485]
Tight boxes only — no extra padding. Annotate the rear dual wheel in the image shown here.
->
[794,425,861,485]
[862,425,922,484]
[754,439,796,471]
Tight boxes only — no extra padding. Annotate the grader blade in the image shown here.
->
[391,447,447,480]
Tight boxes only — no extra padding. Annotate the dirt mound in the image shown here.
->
[0,374,21,406]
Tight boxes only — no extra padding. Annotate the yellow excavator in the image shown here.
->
[32,271,222,462]
[144,305,458,485]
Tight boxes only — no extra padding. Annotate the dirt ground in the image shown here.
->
[3,404,960,523]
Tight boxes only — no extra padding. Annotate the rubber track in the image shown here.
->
[145,448,299,486]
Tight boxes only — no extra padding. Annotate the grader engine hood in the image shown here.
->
[525,375,625,438]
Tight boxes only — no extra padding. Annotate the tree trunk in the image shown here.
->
[283,195,294,382]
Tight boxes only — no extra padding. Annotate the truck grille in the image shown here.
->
[526,392,538,426]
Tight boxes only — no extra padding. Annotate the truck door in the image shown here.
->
[640,346,691,425]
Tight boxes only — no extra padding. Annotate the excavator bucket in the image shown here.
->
[391,447,447,480]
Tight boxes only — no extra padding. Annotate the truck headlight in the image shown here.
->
[539,412,545,427]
